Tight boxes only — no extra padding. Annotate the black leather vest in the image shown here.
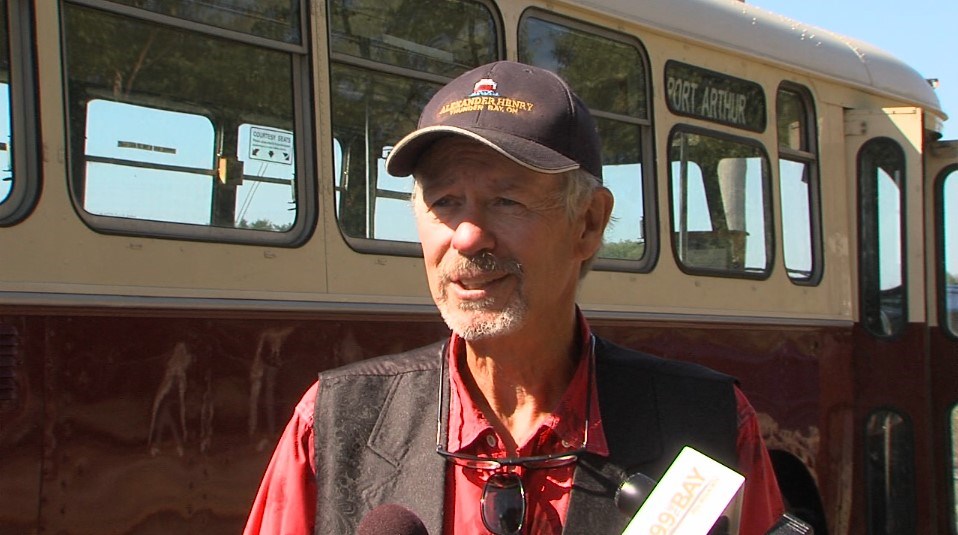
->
[313,336,737,534]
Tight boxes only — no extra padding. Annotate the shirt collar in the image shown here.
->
[444,308,609,457]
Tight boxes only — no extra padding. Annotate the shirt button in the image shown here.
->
[561,440,572,448]
[486,435,498,447]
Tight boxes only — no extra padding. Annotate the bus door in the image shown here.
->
[926,139,958,534]
[844,107,932,534]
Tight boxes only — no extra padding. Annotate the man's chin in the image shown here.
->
[440,308,526,341]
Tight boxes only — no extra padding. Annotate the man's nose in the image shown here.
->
[451,215,495,257]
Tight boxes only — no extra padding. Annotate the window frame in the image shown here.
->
[666,124,775,280]
[857,136,908,339]
[517,8,657,273]
[776,82,823,286]
[60,0,316,246]
[327,0,505,257]
[936,163,958,340]
[0,0,41,226]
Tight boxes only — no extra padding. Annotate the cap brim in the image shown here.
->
[385,125,580,177]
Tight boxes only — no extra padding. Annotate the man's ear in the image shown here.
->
[575,187,614,260]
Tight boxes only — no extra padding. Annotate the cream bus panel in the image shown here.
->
[844,107,926,326]
[2,0,941,324]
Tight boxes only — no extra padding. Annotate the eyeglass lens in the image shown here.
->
[481,472,525,534]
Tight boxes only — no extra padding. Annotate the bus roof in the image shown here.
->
[579,0,944,120]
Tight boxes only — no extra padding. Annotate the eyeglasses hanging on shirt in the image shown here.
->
[434,336,595,535]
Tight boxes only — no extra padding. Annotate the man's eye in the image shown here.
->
[494,197,520,207]
[430,196,455,209]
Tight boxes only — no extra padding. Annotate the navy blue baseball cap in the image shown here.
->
[385,61,602,181]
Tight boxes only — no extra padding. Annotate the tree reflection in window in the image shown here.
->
[329,0,499,245]
[519,14,650,264]
[63,2,304,237]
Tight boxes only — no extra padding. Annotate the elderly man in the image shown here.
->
[244,61,783,534]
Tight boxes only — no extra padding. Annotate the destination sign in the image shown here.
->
[665,61,766,132]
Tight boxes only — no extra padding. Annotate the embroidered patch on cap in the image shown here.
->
[471,78,498,96]
[438,77,535,118]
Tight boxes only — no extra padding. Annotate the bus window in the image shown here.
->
[942,166,958,337]
[333,138,417,242]
[518,13,653,267]
[62,1,312,243]
[865,409,916,535]
[83,100,216,225]
[858,139,906,337]
[329,0,500,248]
[0,0,38,224]
[668,128,772,277]
[951,405,958,533]
[777,85,822,284]
[0,2,10,207]
[104,0,302,44]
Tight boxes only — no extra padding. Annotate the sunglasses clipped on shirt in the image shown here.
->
[434,336,595,535]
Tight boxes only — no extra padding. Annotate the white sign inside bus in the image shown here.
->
[664,61,766,132]
[248,126,294,165]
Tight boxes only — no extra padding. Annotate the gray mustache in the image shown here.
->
[441,252,523,283]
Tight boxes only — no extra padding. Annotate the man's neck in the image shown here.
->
[459,312,580,452]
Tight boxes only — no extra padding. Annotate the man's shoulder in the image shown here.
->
[594,335,734,384]
[319,340,445,381]
[293,380,320,424]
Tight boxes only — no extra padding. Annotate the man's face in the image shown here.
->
[412,138,592,341]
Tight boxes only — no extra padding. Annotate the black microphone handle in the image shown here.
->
[765,512,814,535]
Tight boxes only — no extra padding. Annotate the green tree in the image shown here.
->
[601,240,645,260]
[238,218,291,232]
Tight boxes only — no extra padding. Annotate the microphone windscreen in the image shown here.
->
[356,503,429,535]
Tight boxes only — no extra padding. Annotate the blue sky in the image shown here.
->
[751,1,958,283]
[751,0,958,140]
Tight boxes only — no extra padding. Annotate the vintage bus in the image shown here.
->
[1,0,956,533]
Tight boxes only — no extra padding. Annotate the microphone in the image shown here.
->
[619,446,744,535]
[615,471,657,516]
[616,471,734,534]
[356,503,429,535]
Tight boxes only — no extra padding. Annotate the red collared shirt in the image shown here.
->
[244,323,783,534]
[442,321,606,533]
